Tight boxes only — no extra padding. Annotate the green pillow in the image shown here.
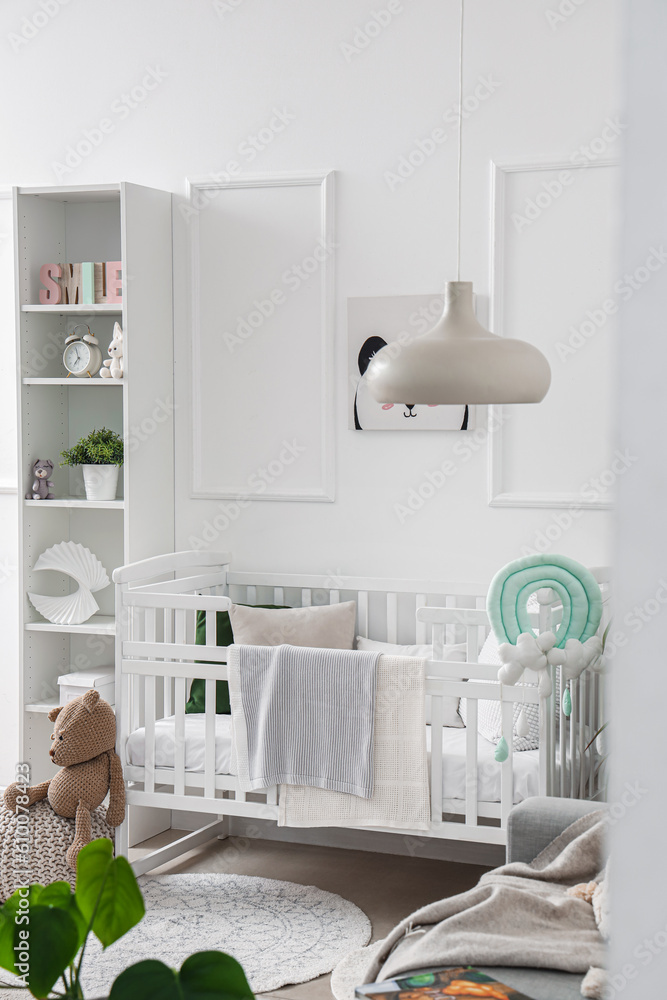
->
[185,605,288,715]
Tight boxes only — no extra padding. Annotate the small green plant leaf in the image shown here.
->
[109,959,183,999]
[179,951,254,998]
[75,839,144,949]
[60,426,124,468]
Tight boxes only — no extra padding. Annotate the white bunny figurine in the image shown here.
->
[100,322,124,379]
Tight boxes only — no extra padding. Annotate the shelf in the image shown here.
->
[22,377,123,386]
[25,496,124,510]
[25,615,116,636]
[22,304,122,315]
[25,698,59,715]
[17,184,120,202]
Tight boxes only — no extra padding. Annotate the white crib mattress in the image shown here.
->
[125,715,539,806]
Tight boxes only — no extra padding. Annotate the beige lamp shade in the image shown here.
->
[367,282,551,405]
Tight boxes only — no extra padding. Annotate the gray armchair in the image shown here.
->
[476,797,605,1000]
[507,795,605,864]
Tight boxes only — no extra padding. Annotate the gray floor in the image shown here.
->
[130,831,490,999]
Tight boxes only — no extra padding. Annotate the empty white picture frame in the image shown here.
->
[188,172,335,501]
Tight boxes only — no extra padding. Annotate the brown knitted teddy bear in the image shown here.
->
[4,689,125,869]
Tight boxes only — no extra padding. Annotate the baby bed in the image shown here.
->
[112,551,610,876]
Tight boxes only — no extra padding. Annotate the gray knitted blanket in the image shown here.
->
[228,643,379,797]
[343,809,607,986]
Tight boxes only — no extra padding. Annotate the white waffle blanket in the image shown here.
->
[278,654,430,830]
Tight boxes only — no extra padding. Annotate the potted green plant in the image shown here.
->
[60,428,124,502]
[0,838,254,999]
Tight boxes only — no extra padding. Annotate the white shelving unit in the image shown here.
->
[15,182,175,793]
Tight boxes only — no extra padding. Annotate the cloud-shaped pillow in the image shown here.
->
[498,631,556,697]
[498,631,604,697]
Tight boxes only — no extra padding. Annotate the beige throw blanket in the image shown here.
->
[334,809,606,994]
[279,654,430,830]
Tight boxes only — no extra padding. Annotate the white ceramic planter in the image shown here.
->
[82,464,120,501]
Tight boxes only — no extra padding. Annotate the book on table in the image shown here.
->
[355,966,536,1000]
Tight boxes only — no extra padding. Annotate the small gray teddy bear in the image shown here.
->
[26,459,55,500]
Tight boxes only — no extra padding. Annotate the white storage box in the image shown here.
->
[57,665,115,707]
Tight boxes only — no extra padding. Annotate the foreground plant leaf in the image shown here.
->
[39,880,88,949]
[75,838,144,948]
[0,885,44,973]
[14,906,78,999]
[109,952,254,1000]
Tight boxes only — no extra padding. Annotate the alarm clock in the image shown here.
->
[63,325,103,378]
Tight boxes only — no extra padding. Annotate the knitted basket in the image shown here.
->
[0,800,114,901]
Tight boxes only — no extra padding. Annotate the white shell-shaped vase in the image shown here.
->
[28,541,110,625]
[28,589,100,626]
[33,541,109,591]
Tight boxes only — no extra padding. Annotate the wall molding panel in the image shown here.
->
[188,171,335,502]
[487,158,619,510]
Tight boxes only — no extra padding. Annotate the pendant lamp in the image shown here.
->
[368,0,551,406]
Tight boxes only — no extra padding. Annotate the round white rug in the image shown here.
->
[72,873,372,996]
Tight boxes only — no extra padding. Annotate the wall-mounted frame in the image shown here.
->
[488,157,619,510]
[188,171,335,502]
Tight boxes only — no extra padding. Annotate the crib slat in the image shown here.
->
[163,609,173,717]
[430,697,443,824]
[204,679,216,799]
[130,609,141,734]
[538,686,548,796]
[415,595,427,644]
[569,677,578,797]
[144,675,156,795]
[265,786,278,806]
[445,595,455,646]
[301,588,311,608]
[174,677,186,797]
[174,605,187,798]
[592,673,601,797]
[548,664,556,796]
[579,672,587,798]
[358,592,369,637]
[205,610,216,647]
[329,590,340,604]
[432,622,445,661]
[247,586,257,606]
[273,587,284,606]
[465,699,478,824]
[466,622,478,662]
[386,593,398,643]
[500,699,514,828]
[559,669,567,798]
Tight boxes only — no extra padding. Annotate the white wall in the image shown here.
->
[0,0,620,595]
[610,1,667,992]
[0,192,18,785]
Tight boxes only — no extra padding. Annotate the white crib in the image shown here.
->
[112,551,610,875]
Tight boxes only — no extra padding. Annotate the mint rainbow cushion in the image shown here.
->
[487,554,603,649]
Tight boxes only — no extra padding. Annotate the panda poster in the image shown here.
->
[348,295,476,431]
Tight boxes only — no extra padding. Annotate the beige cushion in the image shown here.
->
[229,601,357,649]
[356,636,467,727]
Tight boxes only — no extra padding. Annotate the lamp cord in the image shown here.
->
[456,0,464,281]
